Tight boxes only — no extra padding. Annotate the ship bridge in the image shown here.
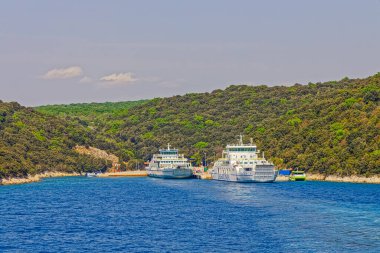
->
[224,135,261,161]
[153,144,188,165]
[159,143,179,157]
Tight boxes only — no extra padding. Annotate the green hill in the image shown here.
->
[0,101,111,179]
[80,74,379,176]
[1,74,379,179]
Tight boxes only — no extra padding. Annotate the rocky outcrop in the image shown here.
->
[74,146,119,163]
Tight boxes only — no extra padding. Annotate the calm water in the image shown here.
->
[0,177,379,253]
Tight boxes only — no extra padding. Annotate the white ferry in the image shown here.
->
[211,135,277,183]
[146,144,193,179]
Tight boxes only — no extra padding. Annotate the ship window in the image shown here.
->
[160,151,178,155]
[229,148,256,152]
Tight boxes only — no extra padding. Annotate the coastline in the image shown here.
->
[3,171,380,186]
[0,171,79,186]
[98,170,148,177]
[276,173,380,184]
[306,173,380,184]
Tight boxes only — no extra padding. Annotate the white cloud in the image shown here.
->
[42,66,83,79]
[100,72,137,85]
[79,76,92,83]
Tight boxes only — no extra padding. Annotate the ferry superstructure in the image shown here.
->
[146,144,193,179]
[211,135,277,183]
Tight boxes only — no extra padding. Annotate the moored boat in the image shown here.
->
[85,172,101,177]
[146,144,193,179]
[289,170,306,181]
[211,135,277,183]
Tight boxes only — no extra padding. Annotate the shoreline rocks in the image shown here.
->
[0,171,79,186]
[275,173,380,184]
[306,173,380,184]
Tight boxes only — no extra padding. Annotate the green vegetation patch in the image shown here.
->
[194,141,208,149]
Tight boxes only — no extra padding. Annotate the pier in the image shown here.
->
[192,167,212,180]
[98,170,148,177]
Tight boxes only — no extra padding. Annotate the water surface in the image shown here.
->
[1,177,379,252]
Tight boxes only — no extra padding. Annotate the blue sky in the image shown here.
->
[1,0,380,106]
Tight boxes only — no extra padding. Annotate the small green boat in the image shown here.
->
[289,171,306,181]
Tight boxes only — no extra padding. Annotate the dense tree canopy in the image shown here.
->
[0,101,111,178]
[1,73,379,178]
[72,73,377,176]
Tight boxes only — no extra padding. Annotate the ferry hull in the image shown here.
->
[211,165,277,183]
[289,176,306,181]
[146,167,193,179]
[210,173,276,183]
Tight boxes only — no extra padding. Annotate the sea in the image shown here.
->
[0,177,379,253]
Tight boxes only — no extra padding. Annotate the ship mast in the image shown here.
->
[239,134,243,145]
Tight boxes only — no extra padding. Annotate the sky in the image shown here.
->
[1,0,380,106]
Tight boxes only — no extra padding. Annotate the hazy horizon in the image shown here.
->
[1,0,380,106]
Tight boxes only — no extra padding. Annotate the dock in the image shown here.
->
[275,175,289,182]
[193,167,212,180]
[98,170,148,177]
[196,172,212,180]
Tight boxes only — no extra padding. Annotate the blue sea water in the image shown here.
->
[0,177,379,253]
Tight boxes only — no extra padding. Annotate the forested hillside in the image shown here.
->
[0,101,111,178]
[67,74,378,176]
[36,100,147,125]
[1,74,379,179]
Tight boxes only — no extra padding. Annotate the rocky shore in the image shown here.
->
[276,173,380,184]
[0,171,79,186]
[306,173,380,184]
